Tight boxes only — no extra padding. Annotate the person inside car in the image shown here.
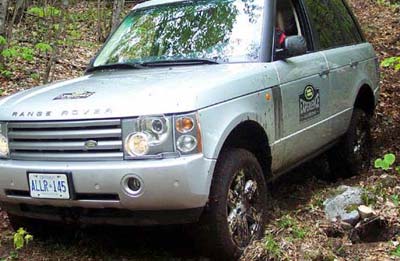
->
[275,0,299,49]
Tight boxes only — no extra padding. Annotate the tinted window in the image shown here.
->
[304,0,363,50]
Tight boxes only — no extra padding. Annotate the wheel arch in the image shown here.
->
[354,83,376,116]
[216,119,272,181]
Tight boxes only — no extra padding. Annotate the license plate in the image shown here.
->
[28,173,70,199]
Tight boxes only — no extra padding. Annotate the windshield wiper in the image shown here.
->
[86,62,147,73]
[142,58,220,67]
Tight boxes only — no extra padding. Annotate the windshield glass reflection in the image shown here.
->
[94,0,265,67]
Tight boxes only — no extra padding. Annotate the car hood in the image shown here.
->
[0,63,277,121]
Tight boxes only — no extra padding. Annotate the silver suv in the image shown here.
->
[0,0,379,258]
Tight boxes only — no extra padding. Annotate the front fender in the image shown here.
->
[198,90,275,161]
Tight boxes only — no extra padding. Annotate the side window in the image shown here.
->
[304,0,363,50]
[274,0,310,58]
[330,0,363,45]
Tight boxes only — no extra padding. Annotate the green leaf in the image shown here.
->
[375,154,397,170]
[2,48,18,58]
[27,6,45,17]
[13,230,24,250]
[24,234,33,244]
[381,56,400,71]
[391,195,399,207]
[392,245,400,257]
[35,43,52,53]
[0,36,6,45]
[375,158,384,169]
[1,70,12,78]
[384,153,396,166]
[381,57,396,67]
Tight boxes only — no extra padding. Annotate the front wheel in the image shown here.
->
[327,108,372,180]
[199,148,268,259]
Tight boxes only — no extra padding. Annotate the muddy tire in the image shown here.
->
[327,108,372,180]
[199,148,268,259]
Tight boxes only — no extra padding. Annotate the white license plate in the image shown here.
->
[28,173,70,199]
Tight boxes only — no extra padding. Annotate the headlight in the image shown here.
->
[137,116,169,145]
[176,135,197,153]
[176,117,194,133]
[123,115,174,159]
[124,132,150,157]
[0,133,9,158]
[122,113,202,159]
[174,113,202,155]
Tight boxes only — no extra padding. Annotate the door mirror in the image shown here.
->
[284,35,307,57]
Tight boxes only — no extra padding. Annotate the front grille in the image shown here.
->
[8,119,123,161]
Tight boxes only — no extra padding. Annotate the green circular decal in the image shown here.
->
[304,86,315,101]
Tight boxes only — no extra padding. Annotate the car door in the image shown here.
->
[305,0,372,138]
[271,0,331,172]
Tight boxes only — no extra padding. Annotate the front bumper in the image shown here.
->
[0,155,216,224]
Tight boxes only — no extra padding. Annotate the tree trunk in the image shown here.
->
[0,0,8,65]
[7,0,24,42]
[44,0,68,83]
[111,0,125,33]
[96,0,105,42]
[0,0,7,37]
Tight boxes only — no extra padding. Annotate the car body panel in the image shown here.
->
[0,155,215,210]
[322,43,378,137]
[272,51,332,169]
[0,64,276,121]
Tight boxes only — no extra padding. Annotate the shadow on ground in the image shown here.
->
[23,155,337,260]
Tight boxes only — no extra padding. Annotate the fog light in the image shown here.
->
[122,175,144,196]
[127,177,141,192]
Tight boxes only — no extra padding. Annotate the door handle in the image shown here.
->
[350,61,359,69]
[319,69,330,78]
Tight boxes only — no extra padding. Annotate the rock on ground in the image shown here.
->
[323,185,364,225]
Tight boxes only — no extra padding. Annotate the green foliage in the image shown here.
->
[391,194,399,207]
[392,245,400,257]
[2,46,34,61]
[0,36,7,45]
[345,204,359,213]
[28,6,61,18]
[278,215,294,229]
[375,153,396,170]
[19,47,34,61]
[13,228,33,250]
[30,73,40,80]
[381,56,400,71]
[2,47,19,59]
[292,226,307,240]
[35,43,52,53]
[377,0,400,8]
[362,190,377,206]
[264,233,282,259]
[277,215,308,240]
[1,69,12,79]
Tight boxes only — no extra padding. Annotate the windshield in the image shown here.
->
[93,0,265,67]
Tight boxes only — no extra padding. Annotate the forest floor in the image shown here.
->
[0,0,399,260]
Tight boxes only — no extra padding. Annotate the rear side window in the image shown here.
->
[304,0,363,50]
